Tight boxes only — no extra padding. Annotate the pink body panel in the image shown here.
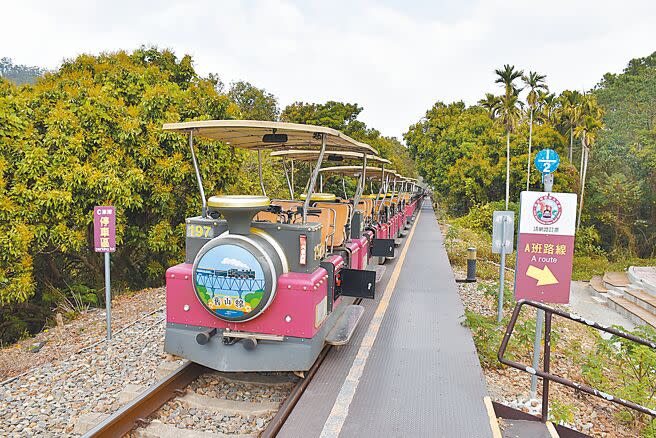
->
[166,260,343,339]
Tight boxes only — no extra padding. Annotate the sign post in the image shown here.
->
[492,211,514,323]
[518,149,576,398]
[94,206,116,340]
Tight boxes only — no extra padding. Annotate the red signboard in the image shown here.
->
[515,192,577,304]
[93,206,116,253]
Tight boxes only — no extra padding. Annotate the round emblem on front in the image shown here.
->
[533,194,562,225]
[193,243,268,322]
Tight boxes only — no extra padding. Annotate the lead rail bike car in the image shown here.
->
[162,120,401,372]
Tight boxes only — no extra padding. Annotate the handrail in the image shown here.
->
[498,299,656,422]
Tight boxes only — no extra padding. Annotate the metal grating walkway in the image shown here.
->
[279,202,493,438]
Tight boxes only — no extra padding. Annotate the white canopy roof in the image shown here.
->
[319,166,396,178]
[270,149,389,164]
[162,120,377,154]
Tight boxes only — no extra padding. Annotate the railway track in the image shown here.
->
[80,324,345,437]
[79,259,379,438]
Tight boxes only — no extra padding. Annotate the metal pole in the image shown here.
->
[257,149,267,197]
[291,159,295,200]
[303,134,326,223]
[342,177,348,199]
[282,158,294,199]
[320,174,323,192]
[188,131,207,217]
[541,311,553,422]
[497,217,506,323]
[105,252,111,341]
[351,153,367,221]
[530,308,544,398]
[531,173,552,398]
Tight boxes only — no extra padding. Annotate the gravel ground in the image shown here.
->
[0,288,166,382]
[190,373,295,403]
[153,399,276,435]
[144,371,298,435]
[0,288,183,437]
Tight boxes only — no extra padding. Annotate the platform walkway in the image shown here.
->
[280,202,493,438]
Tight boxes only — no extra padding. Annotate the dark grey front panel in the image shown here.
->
[184,216,322,273]
[250,221,323,273]
[185,216,229,263]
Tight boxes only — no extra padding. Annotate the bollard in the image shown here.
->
[466,247,477,282]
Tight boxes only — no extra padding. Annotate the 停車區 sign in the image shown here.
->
[94,206,116,253]
[515,191,577,303]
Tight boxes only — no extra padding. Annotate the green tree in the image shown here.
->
[574,94,604,230]
[494,64,524,208]
[522,71,548,190]
[558,90,582,162]
[0,57,47,85]
[228,80,280,121]
[0,48,243,312]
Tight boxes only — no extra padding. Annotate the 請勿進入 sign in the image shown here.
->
[515,191,577,303]
[94,206,116,253]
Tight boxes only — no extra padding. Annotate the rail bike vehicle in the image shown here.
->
[162,120,406,372]
[320,165,420,255]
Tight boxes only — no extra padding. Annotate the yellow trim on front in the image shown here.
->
[208,195,271,208]
[300,193,337,201]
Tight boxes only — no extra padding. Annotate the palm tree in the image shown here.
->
[495,64,523,208]
[559,90,582,162]
[537,91,557,125]
[522,72,548,190]
[574,95,604,230]
[479,93,500,119]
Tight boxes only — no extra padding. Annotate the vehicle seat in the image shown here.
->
[315,202,350,247]
[306,206,336,256]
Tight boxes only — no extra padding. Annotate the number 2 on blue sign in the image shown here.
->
[543,162,550,172]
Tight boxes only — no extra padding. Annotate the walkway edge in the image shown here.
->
[319,209,421,438]
[484,396,503,438]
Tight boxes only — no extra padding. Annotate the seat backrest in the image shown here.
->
[357,201,371,222]
[316,202,350,247]
[306,206,336,256]
[254,211,280,222]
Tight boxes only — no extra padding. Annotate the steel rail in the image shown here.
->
[81,361,208,438]
[260,345,332,438]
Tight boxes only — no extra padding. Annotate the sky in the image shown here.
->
[2,0,656,139]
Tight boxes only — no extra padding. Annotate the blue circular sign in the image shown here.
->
[534,149,560,174]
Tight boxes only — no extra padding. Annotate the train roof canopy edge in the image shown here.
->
[162,119,377,154]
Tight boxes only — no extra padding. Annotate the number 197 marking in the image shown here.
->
[187,224,212,238]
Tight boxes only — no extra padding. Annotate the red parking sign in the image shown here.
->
[515,192,577,303]
[94,206,116,253]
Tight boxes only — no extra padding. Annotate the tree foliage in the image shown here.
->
[405,101,575,215]
[228,81,279,121]
[588,51,656,256]
[0,57,46,85]
[0,48,244,312]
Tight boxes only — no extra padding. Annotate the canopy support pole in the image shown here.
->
[303,134,326,223]
[377,172,389,217]
[374,164,385,219]
[342,177,348,199]
[188,130,207,218]
[257,149,267,197]
[291,159,295,200]
[282,158,294,199]
[351,153,367,221]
